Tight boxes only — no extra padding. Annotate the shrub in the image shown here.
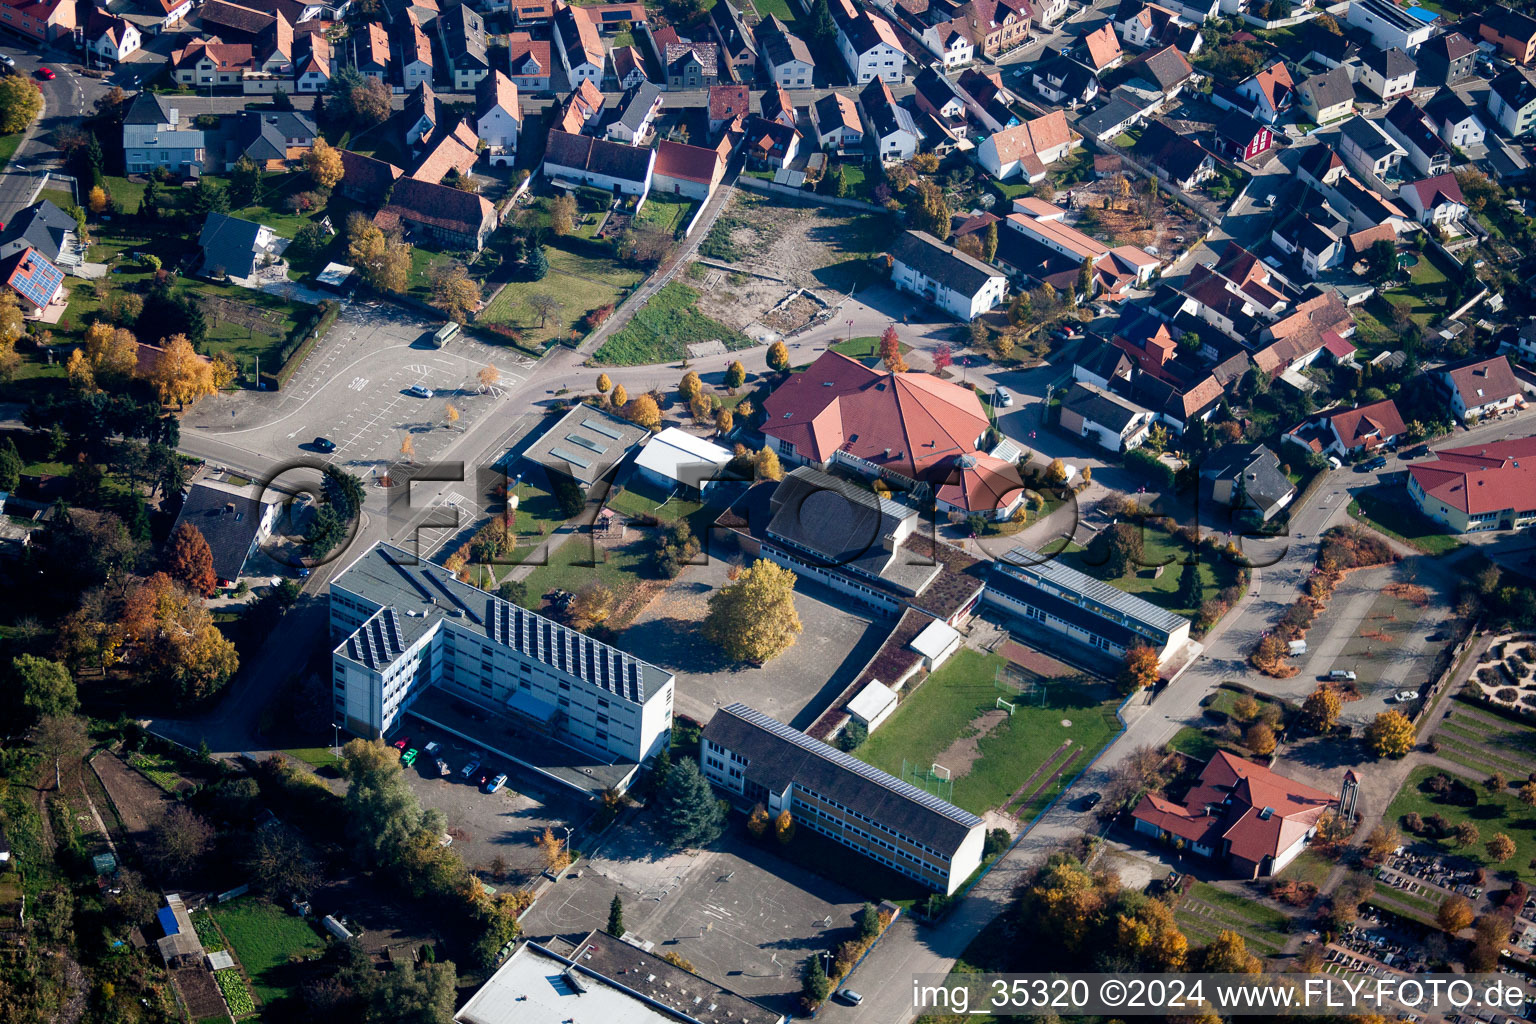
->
[1401,811,1424,834]
[1499,688,1519,703]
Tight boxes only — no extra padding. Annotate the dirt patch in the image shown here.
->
[762,292,828,334]
[1053,180,1203,253]
[933,708,1010,778]
[172,966,227,1020]
[91,751,175,848]
[691,193,881,330]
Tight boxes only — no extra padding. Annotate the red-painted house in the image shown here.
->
[1212,108,1272,163]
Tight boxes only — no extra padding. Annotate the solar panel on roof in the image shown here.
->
[548,446,593,469]
[9,252,61,309]
[565,433,608,454]
[581,417,625,440]
[725,704,983,827]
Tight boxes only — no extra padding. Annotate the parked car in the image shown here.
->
[485,773,508,794]
[1329,669,1357,682]
[406,384,434,398]
[836,990,864,1006]
[392,736,410,750]
[35,67,54,80]
[438,833,453,847]
[401,748,418,766]
[423,741,440,755]
[0,55,14,68]
[460,759,480,779]
[1080,791,1102,810]
[993,387,1014,407]
[1360,455,1388,472]
[1394,690,1420,702]
[1327,456,1343,470]
[436,758,451,776]
[313,436,336,453]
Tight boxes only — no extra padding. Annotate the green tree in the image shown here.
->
[528,244,549,280]
[1089,522,1143,577]
[191,178,229,217]
[725,360,746,390]
[1175,557,1202,611]
[857,902,881,940]
[802,952,832,1005]
[373,960,458,1024]
[608,894,626,936]
[806,0,837,49]
[229,155,262,207]
[655,758,726,848]
[339,738,434,866]
[10,654,77,720]
[0,436,20,492]
[1077,257,1093,297]
[703,559,803,664]
[982,221,998,262]
[837,718,868,751]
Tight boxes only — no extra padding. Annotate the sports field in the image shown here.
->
[853,648,1121,816]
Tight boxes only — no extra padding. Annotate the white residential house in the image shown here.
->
[1336,115,1405,181]
[1060,382,1155,452]
[400,13,434,91]
[1346,0,1435,53]
[837,11,907,84]
[889,229,1007,322]
[474,72,521,167]
[1424,90,1487,149]
[87,12,140,61]
[1359,47,1417,103]
[1398,173,1468,226]
[553,0,605,85]
[860,79,919,162]
[1489,66,1536,137]
[920,20,974,68]
[1437,356,1525,424]
[811,92,864,152]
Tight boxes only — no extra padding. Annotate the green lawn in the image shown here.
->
[605,474,703,522]
[209,898,325,1004]
[634,193,697,237]
[521,529,652,611]
[203,171,327,240]
[480,249,642,350]
[1380,251,1454,329]
[1384,764,1536,881]
[854,649,1121,815]
[829,335,911,363]
[753,0,798,24]
[1278,848,1333,889]
[1053,525,1243,619]
[282,747,339,770]
[1349,487,1464,557]
[0,131,23,171]
[1176,882,1289,955]
[103,175,146,212]
[0,352,67,403]
[594,281,751,365]
[1167,726,1217,760]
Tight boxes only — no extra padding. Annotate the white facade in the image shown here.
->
[330,543,674,779]
[765,54,814,87]
[1359,62,1415,102]
[476,106,520,166]
[1346,0,1435,53]
[837,19,906,84]
[91,20,141,61]
[891,251,1007,322]
[1490,82,1536,137]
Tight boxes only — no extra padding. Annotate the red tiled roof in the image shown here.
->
[1409,436,1536,516]
[935,452,1024,513]
[709,83,750,120]
[652,139,720,183]
[1327,398,1407,450]
[508,32,551,75]
[1131,750,1335,865]
[760,350,991,481]
[1442,355,1522,410]
[1253,291,1352,375]
[1082,24,1122,70]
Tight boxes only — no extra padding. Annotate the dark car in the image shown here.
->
[1361,456,1388,472]
[1403,444,1430,459]
[1080,792,1102,810]
[312,437,336,453]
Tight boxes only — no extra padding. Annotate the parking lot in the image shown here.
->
[521,814,868,1014]
[183,301,538,475]
[391,716,589,885]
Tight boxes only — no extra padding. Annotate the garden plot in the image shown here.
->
[1436,700,1536,779]
[1470,634,1536,714]
[1174,883,1289,959]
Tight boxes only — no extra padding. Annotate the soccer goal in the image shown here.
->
[996,696,1016,716]
[995,660,1047,706]
[901,759,955,802]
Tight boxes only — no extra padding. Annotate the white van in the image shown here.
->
[1329,669,1356,682]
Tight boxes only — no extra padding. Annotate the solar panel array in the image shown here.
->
[581,417,626,440]
[722,703,984,827]
[999,545,1190,636]
[484,595,645,703]
[8,250,62,310]
[345,608,406,669]
[549,446,593,470]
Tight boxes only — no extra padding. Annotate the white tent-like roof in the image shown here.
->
[634,427,733,489]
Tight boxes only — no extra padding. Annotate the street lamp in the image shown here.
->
[846,319,854,342]
[331,722,340,758]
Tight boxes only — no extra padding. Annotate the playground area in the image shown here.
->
[852,645,1122,818]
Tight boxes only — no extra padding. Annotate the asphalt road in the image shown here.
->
[0,38,96,222]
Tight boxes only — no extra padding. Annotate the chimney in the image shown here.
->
[223,502,236,514]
